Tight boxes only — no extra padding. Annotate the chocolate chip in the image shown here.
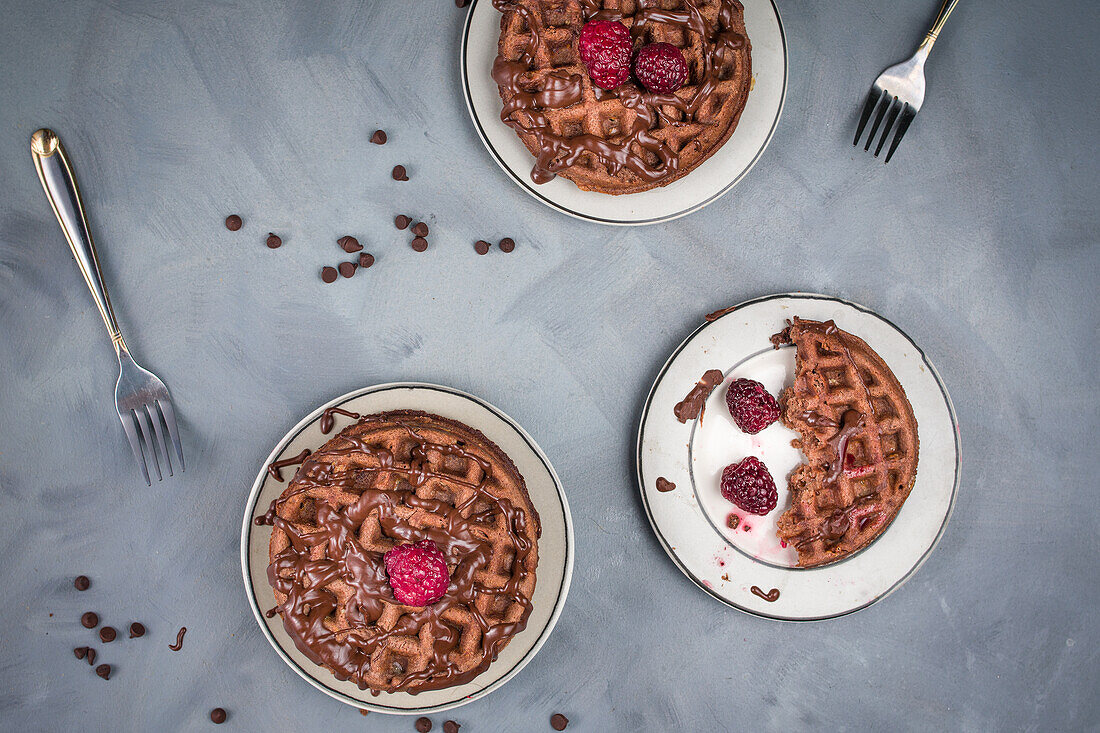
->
[321,266,338,283]
[499,237,515,253]
[81,612,98,629]
[74,647,88,660]
[224,215,242,231]
[411,222,429,237]
[99,626,116,643]
[551,713,569,730]
[442,722,460,733]
[474,240,490,255]
[266,232,282,249]
[338,261,357,279]
[410,237,428,252]
[395,214,412,230]
[338,235,362,253]
[727,514,739,530]
[392,165,409,181]
[129,622,145,638]
[86,648,96,665]
[359,710,369,716]
[359,252,375,268]
[370,130,387,145]
[415,718,432,733]
[95,663,111,680]
[210,708,227,724]
[74,575,90,591]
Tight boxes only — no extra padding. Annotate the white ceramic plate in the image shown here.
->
[636,294,960,620]
[460,0,788,225]
[241,383,574,714]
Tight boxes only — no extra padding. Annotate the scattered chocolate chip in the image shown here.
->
[474,240,490,255]
[321,266,338,284]
[395,214,412,230]
[129,622,145,638]
[74,647,88,660]
[359,710,369,716]
[95,664,111,680]
[551,713,569,730]
[370,130,387,145]
[338,261,357,279]
[499,237,515,253]
[266,233,282,249]
[415,718,432,733]
[338,235,362,253]
[99,626,116,643]
[411,221,429,237]
[86,648,96,665]
[392,165,409,181]
[74,575,90,591]
[210,708,227,724]
[443,722,460,733]
[81,612,99,629]
[410,237,428,252]
[224,215,242,231]
[359,252,375,268]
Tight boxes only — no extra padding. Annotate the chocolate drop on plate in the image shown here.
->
[210,708,227,724]
[551,713,570,730]
[499,237,515,253]
[99,626,116,643]
[370,130,387,145]
[410,237,428,252]
[129,622,145,638]
[95,664,111,680]
[338,235,362,253]
[415,718,432,732]
[338,261,357,279]
[395,214,412,230]
[321,266,338,283]
[411,221,429,237]
[392,165,409,181]
[474,240,490,255]
[265,232,282,249]
[81,612,98,629]
[358,252,374,268]
[224,214,242,231]
[74,575,90,591]
[74,647,88,660]
[85,648,96,665]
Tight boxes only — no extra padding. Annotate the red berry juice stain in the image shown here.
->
[780,540,788,548]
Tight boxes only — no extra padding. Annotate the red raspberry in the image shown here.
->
[579,20,632,90]
[383,540,450,606]
[725,378,780,434]
[632,42,689,93]
[720,457,778,515]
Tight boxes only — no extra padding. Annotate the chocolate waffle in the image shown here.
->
[773,318,919,568]
[492,0,752,194]
[255,410,540,694]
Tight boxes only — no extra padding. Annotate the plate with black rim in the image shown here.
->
[460,0,788,226]
[241,383,574,714]
[636,294,960,620]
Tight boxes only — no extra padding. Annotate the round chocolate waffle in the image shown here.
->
[774,318,920,568]
[492,0,753,195]
[255,410,540,694]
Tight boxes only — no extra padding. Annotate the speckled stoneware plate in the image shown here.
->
[636,294,960,620]
[460,0,787,225]
[241,383,574,714]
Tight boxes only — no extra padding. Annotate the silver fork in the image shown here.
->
[853,0,959,163]
[30,129,184,485]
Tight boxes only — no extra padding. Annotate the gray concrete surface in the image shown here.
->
[0,1,1097,730]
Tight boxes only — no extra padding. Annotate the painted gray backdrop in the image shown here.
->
[0,1,1097,730]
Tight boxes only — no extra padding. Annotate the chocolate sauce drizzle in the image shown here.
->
[268,449,311,482]
[320,407,361,435]
[750,586,779,602]
[168,627,186,651]
[492,0,748,185]
[673,369,724,423]
[255,416,536,694]
[704,305,738,321]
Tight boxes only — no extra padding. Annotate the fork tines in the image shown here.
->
[854,87,916,164]
[118,398,184,485]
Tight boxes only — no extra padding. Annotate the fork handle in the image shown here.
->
[30,129,127,354]
[918,0,959,58]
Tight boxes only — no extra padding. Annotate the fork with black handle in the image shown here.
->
[30,129,184,485]
[853,0,959,163]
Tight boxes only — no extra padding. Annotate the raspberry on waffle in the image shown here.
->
[773,318,919,568]
[492,0,753,195]
[255,410,540,694]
